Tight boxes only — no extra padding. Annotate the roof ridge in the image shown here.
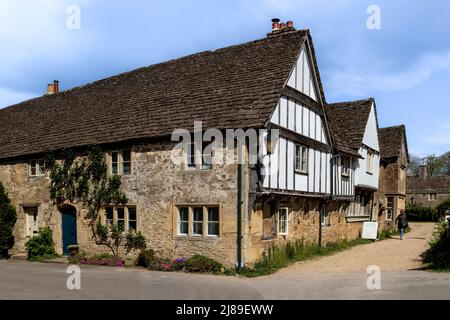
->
[0,29,309,112]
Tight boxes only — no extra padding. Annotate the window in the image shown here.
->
[278,208,289,235]
[193,207,203,236]
[186,143,196,169]
[105,207,114,227]
[386,197,394,221]
[29,159,45,177]
[122,150,132,175]
[178,207,189,235]
[24,206,39,236]
[116,207,125,230]
[428,194,437,201]
[110,150,132,176]
[111,152,119,175]
[342,157,350,177]
[366,149,374,173]
[103,206,137,232]
[128,207,137,231]
[347,195,372,217]
[176,206,220,237]
[207,207,220,236]
[201,142,213,170]
[321,205,329,227]
[295,145,308,174]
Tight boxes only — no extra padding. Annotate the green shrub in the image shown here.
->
[25,227,56,260]
[406,204,439,222]
[184,255,223,273]
[0,183,17,258]
[136,249,157,268]
[424,222,450,270]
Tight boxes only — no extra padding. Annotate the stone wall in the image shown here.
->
[244,197,364,265]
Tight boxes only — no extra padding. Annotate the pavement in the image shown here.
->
[0,222,449,300]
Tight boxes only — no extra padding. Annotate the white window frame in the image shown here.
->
[295,145,308,174]
[103,206,137,232]
[29,159,45,177]
[278,207,289,235]
[206,207,220,237]
[177,207,189,236]
[110,150,132,176]
[201,142,213,171]
[192,207,204,236]
[366,149,374,174]
[342,156,350,177]
[428,194,437,201]
[185,142,196,170]
[386,197,394,221]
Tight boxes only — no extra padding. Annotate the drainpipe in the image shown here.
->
[237,162,243,272]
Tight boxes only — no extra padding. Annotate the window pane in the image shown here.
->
[208,222,219,236]
[112,152,119,175]
[105,207,114,227]
[30,160,37,176]
[38,160,45,175]
[128,207,137,231]
[201,142,212,170]
[207,207,219,236]
[122,150,131,175]
[117,207,125,229]
[186,143,195,168]
[193,207,203,235]
[178,207,189,235]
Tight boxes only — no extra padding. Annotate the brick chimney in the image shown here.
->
[419,165,428,178]
[46,80,59,95]
[268,18,296,37]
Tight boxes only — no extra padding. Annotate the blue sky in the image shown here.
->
[1,0,450,157]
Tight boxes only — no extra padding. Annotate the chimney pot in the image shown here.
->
[47,84,55,95]
[271,18,280,31]
[419,166,428,178]
[279,22,286,30]
[53,80,59,94]
[286,20,294,29]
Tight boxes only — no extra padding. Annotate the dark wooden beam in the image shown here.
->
[283,86,323,115]
[267,123,332,153]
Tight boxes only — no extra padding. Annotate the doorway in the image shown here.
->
[61,206,77,255]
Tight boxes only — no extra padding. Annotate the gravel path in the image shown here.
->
[275,222,436,275]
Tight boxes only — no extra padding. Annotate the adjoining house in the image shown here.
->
[407,166,450,209]
[0,20,399,267]
[377,125,409,231]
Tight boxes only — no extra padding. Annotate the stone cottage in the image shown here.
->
[407,166,450,209]
[0,20,395,267]
[377,125,409,231]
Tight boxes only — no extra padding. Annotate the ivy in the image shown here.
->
[47,146,145,258]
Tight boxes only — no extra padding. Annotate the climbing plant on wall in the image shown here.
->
[46,146,146,258]
[0,182,17,258]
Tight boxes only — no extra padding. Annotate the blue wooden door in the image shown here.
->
[62,209,77,255]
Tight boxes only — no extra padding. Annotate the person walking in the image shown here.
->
[396,210,408,240]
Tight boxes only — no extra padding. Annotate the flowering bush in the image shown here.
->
[69,252,124,267]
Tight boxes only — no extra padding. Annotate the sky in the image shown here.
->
[1,0,450,157]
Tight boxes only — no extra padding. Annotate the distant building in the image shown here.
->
[407,167,450,209]
[377,125,409,231]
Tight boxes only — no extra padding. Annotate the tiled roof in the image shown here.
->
[407,175,450,194]
[325,98,374,155]
[0,30,316,160]
[379,125,409,159]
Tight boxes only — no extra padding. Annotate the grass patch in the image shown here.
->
[237,237,372,278]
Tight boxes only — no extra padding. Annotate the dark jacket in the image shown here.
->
[396,214,408,229]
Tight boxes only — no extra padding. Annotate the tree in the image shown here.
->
[438,152,450,176]
[425,154,442,177]
[47,146,146,258]
[407,154,422,176]
[0,182,17,258]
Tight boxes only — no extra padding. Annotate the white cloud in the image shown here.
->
[328,52,450,96]
[0,87,36,108]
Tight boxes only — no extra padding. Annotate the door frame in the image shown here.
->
[60,205,78,255]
